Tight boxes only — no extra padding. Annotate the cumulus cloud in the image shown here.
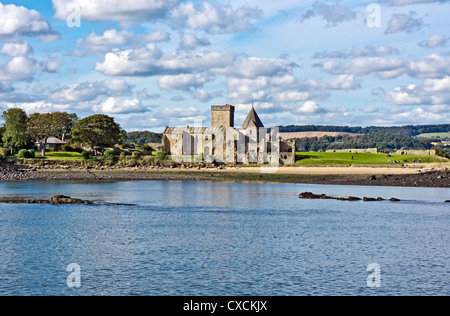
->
[158,73,216,91]
[76,29,170,55]
[49,79,132,103]
[179,33,211,50]
[95,45,235,76]
[313,46,399,59]
[385,11,424,34]
[224,56,298,78]
[96,97,145,114]
[385,76,450,105]
[295,101,329,115]
[316,57,408,79]
[52,0,179,22]
[380,0,450,5]
[0,3,59,41]
[302,75,361,90]
[300,1,356,27]
[190,90,223,102]
[0,41,33,57]
[171,1,262,34]
[419,34,449,48]
[0,55,37,81]
[316,54,450,79]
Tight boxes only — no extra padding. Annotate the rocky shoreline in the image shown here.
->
[0,195,92,205]
[0,164,449,188]
[299,192,402,202]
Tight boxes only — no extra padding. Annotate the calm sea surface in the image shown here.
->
[0,180,448,296]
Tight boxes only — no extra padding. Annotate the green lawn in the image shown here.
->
[295,152,449,166]
[417,132,450,139]
[9,151,83,161]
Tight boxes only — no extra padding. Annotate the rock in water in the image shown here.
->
[50,195,92,205]
[390,198,401,202]
[445,200,450,203]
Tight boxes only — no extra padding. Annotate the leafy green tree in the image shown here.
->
[27,113,55,157]
[1,108,29,153]
[52,112,78,141]
[72,114,124,152]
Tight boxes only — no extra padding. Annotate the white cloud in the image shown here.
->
[295,101,329,114]
[179,33,210,50]
[158,73,215,91]
[301,1,356,27]
[52,0,179,22]
[171,1,262,34]
[313,46,399,59]
[96,97,145,114]
[408,54,450,78]
[385,11,424,34]
[224,56,297,78]
[0,41,33,57]
[419,34,449,48]
[385,76,450,105]
[380,0,450,5]
[317,57,408,79]
[49,79,132,103]
[0,3,59,41]
[96,46,235,76]
[303,75,361,90]
[190,90,223,102]
[275,91,311,103]
[76,29,170,54]
[0,55,36,81]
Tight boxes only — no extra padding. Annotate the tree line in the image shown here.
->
[281,124,450,137]
[295,134,435,152]
[1,108,125,157]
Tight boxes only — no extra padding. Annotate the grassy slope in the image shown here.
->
[295,152,449,165]
[417,132,450,139]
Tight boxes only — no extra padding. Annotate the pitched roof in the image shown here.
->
[46,137,67,144]
[241,107,264,129]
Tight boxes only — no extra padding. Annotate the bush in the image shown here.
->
[155,151,167,160]
[104,150,115,160]
[81,151,90,160]
[141,156,155,166]
[18,149,34,159]
[62,144,74,152]
[435,147,450,159]
[132,151,141,159]
[0,148,10,158]
[28,149,36,158]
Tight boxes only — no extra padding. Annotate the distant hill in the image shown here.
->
[279,124,450,137]
[126,131,162,145]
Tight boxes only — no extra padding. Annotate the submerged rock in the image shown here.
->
[0,195,92,205]
[50,195,92,205]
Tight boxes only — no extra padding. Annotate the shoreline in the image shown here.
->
[1,164,449,188]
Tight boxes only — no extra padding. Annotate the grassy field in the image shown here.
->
[417,132,450,139]
[9,151,83,161]
[295,152,449,165]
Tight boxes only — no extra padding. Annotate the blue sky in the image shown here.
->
[0,0,449,132]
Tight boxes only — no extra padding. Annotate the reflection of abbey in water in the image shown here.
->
[163,105,295,165]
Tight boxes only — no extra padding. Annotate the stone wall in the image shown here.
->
[326,148,378,154]
[211,105,235,128]
[395,149,436,156]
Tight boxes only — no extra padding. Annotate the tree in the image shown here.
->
[1,108,29,153]
[52,112,78,141]
[72,114,124,152]
[27,113,55,157]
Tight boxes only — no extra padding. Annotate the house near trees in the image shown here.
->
[35,137,68,152]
